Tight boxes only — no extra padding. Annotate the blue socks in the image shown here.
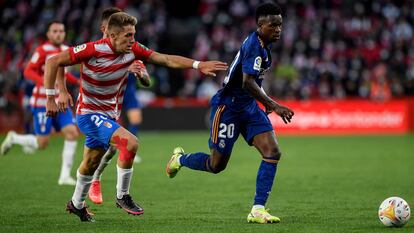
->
[128,124,139,136]
[179,152,210,172]
[254,160,277,206]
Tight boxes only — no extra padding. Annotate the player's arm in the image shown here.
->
[242,74,294,124]
[147,51,228,77]
[44,50,76,117]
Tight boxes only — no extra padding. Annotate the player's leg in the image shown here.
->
[67,145,106,222]
[55,109,79,185]
[239,104,281,223]
[127,108,143,163]
[0,107,50,155]
[247,130,281,223]
[166,105,238,177]
[110,127,143,215]
[89,145,117,204]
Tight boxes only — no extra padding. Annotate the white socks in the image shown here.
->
[59,140,77,179]
[116,165,133,199]
[72,170,93,209]
[92,146,117,181]
[252,205,265,211]
[11,134,38,149]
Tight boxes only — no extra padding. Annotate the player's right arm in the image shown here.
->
[242,74,294,124]
[44,50,74,117]
[45,42,95,116]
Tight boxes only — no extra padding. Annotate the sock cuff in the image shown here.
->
[64,140,78,147]
[116,165,133,173]
[76,169,93,181]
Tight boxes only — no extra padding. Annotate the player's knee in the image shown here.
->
[37,139,49,150]
[127,137,139,153]
[65,129,79,141]
[269,147,282,161]
[210,163,226,174]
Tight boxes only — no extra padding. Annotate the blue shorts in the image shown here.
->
[208,102,273,156]
[123,75,141,110]
[32,107,75,135]
[76,113,121,151]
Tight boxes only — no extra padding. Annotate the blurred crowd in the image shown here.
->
[1,0,414,111]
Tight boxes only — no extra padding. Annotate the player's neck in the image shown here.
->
[256,31,270,47]
[48,41,61,48]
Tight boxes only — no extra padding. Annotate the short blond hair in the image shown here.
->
[107,12,137,33]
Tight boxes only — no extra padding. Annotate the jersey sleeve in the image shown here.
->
[23,48,46,85]
[241,41,262,76]
[132,42,154,61]
[68,42,95,63]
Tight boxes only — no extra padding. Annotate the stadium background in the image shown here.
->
[1,0,414,133]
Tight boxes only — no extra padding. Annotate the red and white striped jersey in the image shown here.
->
[24,42,79,108]
[69,38,153,119]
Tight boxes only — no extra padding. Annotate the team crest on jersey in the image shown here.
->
[253,56,262,71]
[104,121,112,128]
[73,44,87,54]
[219,139,226,148]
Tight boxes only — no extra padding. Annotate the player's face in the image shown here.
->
[260,14,282,43]
[112,25,136,53]
[47,23,65,45]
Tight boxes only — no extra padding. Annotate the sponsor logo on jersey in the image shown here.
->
[253,56,262,71]
[73,44,87,53]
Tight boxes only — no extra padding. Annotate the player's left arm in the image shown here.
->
[147,51,228,77]
[242,74,294,124]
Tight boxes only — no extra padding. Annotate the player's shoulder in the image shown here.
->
[39,42,59,53]
[241,31,262,51]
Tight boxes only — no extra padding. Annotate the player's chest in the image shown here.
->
[90,53,135,67]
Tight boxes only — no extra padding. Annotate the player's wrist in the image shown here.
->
[192,60,200,69]
[45,88,56,96]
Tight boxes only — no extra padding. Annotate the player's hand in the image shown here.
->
[46,97,59,117]
[128,60,146,79]
[129,60,151,87]
[199,61,228,77]
[273,104,294,124]
[57,91,74,112]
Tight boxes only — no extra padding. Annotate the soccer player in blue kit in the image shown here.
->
[166,2,294,224]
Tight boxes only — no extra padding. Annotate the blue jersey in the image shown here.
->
[211,31,272,110]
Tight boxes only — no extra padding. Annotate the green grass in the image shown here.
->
[0,132,413,233]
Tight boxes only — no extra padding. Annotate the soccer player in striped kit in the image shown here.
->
[44,12,227,222]
[0,21,80,186]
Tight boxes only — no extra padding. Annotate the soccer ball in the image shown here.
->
[378,197,411,227]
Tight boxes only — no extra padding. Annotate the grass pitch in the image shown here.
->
[0,132,413,233]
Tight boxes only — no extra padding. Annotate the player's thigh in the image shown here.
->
[208,105,240,157]
[126,108,142,125]
[76,113,121,150]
